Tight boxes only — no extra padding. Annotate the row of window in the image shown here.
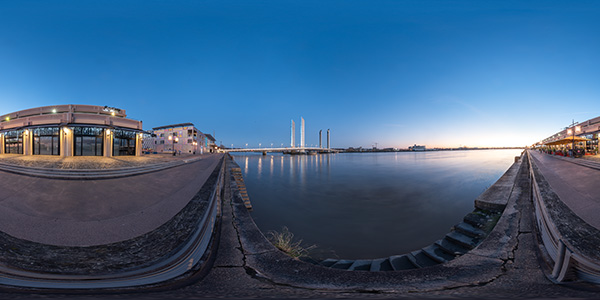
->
[158,129,197,138]
[2,127,137,156]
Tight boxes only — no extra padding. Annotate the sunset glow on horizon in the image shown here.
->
[1,1,600,148]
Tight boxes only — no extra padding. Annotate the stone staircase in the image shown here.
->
[316,210,500,271]
[230,164,253,210]
[0,157,202,180]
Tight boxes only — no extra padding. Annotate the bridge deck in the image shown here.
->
[529,150,600,229]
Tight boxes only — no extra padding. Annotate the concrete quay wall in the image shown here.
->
[221,152,535,291]
[528,150,600,284]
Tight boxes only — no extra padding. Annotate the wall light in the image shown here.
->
[106,129,111,135]
[5,117,9,121]
[111,112,116,116]
[52,108,57,114]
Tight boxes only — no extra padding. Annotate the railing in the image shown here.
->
[0,157,225,289]
[527,150,600,284]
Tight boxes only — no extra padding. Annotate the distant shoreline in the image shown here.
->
[226,147,526,154]
[341,147,526,153]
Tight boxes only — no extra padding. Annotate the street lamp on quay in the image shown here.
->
[168,134,179,156]
[567,124,581,157]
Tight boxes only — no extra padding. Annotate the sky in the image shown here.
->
[1,0,600,149]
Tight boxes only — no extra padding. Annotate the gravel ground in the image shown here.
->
[0,154,199,169]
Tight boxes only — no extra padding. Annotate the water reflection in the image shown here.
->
[232,150,522,259]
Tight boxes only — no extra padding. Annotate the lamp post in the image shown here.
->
[567,123,581,158]
[168,134,179,156]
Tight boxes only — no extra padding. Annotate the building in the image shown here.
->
[539,117,600,155]
[151,123,206,154]
[0,104,143,157]
[204,134,217,153]
[409,144,426,151]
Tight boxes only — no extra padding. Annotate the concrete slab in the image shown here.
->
[474,159,521,211]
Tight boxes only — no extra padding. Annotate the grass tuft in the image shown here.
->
[267,226,316,259]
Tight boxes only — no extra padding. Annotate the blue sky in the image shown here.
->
[1,1,600,148]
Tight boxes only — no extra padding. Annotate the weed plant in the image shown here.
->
[267,226,316,259]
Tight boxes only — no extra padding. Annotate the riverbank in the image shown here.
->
[179,153,600,298]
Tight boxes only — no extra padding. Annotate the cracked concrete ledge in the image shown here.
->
[224,153,531,292]
[529,153,600,281]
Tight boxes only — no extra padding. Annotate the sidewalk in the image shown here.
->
[529,151,600,229]
[0,154,222,246]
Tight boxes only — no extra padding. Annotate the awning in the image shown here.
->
[544,136,591,146]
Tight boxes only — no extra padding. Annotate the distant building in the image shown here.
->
[409,144,426,151]
[151,123,206,154]
[0,104,143,157]
[204,134,217,153]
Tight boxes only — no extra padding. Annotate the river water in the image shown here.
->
[232,149,522,260]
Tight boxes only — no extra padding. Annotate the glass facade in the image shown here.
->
[4,130,23,154]
[113,129,136,156]
[33,127,60,155]
[73,127,104,156]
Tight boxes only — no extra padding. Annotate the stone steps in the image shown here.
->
[454,222,486,238]
[230,166,252,210]
[445,231,480,250]
[315,208,496,272]
[0,158,199,180]
[435,238,469,256]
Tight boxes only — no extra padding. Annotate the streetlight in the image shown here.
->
[567,125,581,157]
[168,134,179,156]
[259,143,261,148]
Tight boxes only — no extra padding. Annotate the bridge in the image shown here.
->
[219,147,338,155]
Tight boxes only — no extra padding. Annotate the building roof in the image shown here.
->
[152,123,195,131]
[205,134,216,142]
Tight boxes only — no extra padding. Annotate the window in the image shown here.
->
[187,139,192,144]
[113,129,136,156]
[4,130,23,154]
[33,127,60,155]
[188,129,193,136]
[74,127,103,156]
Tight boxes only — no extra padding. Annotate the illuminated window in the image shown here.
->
[74,127,104,156]
[113,129,136,156]
[33,127,60,155]
[4,130,23,154]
